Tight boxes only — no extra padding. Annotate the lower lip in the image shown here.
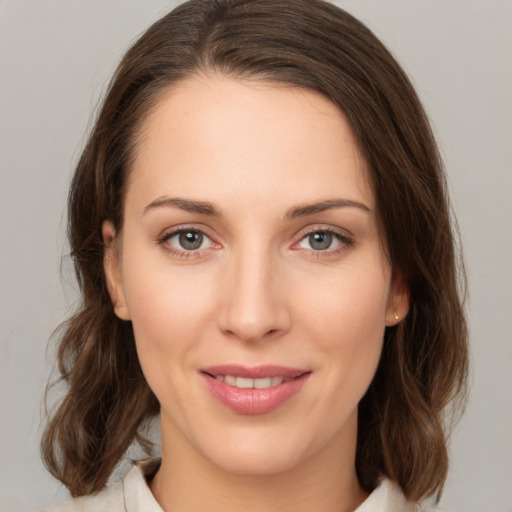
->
[201,373,311,415]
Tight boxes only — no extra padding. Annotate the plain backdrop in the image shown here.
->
[1,1,511,511]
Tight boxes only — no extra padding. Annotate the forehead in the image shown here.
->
[127,74,374,215]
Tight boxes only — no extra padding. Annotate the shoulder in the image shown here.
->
[43,483,123,512]
[355,478,437,512]
[43,459,162,512]
[43,479,125,512]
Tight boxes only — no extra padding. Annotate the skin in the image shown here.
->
[103,74,409,512]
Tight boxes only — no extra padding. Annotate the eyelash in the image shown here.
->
[156,225,354,259]
[294,227,354,258]
[157,226,217,259]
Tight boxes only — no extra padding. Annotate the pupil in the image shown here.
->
[179,231,203,250]
[309,232,332,250]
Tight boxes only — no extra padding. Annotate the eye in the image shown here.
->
[296,229,353,253]
[159,228,214,253]
[175,230,206,250]
[300,231,336,251]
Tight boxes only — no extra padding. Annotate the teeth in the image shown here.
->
[225,375,236,386]
[254,377,273,389]
[235,377,254,388]
[271,376,285,386]
[215,375,290,389]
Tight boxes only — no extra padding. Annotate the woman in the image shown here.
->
[42,0,468,510]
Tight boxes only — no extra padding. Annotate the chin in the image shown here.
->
[205,444,304,476]
[192,421,326,477]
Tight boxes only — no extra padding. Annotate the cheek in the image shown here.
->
[296,261,389,339]
[120,248,216,368]
[292,258,390,383]
[121,264,218,418]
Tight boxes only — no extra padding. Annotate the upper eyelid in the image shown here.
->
[159,224,216,241]
[162,228,211,242]
[294,224,354,240]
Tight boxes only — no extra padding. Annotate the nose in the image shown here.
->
[217,244,291,343]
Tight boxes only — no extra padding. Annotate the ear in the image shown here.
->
[385,271,410,326]
[102,220,131,321]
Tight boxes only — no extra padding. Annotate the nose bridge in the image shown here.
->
[218,236,288,341]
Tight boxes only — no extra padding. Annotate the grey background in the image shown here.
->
[1,1,511,511]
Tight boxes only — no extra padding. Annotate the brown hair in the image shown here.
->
[42,0,468,502]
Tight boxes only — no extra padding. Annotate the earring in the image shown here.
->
[394,312,399,321]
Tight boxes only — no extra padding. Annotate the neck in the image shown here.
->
[150,414,367,512]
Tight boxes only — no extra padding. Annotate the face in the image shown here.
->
[103,74,408,476]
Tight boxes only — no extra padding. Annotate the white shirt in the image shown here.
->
[45,459,427,512]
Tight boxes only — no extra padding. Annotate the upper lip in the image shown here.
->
[200,364,310,379]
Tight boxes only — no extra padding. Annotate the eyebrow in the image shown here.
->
[284,198,371,219]
[143,197,222,216]
[143,196,370,218]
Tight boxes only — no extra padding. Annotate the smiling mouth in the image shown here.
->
[204,374,294,389]
[200,367,311,414]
